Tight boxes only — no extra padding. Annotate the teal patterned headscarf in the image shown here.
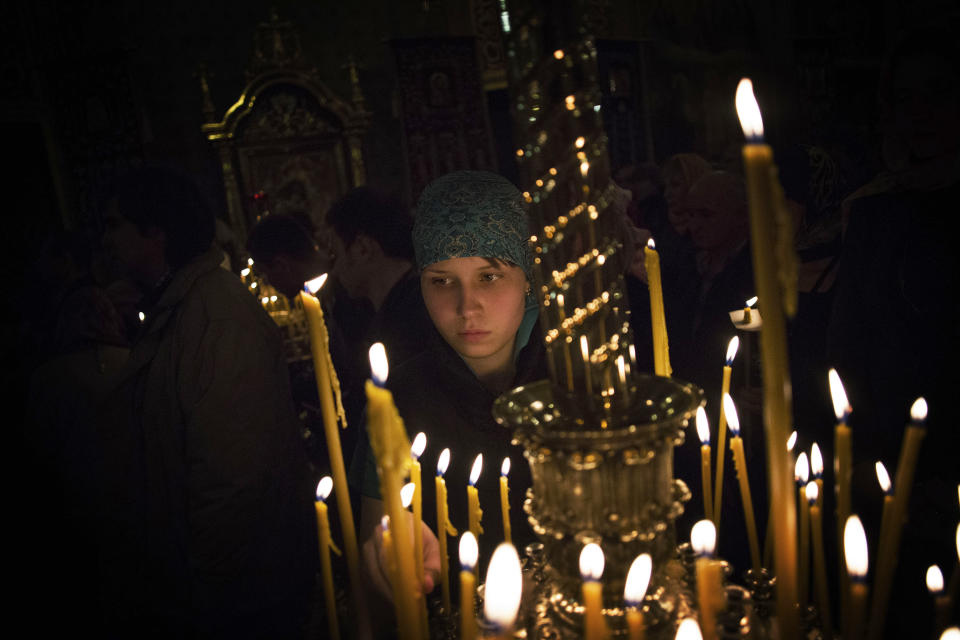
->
[413,170,533,281]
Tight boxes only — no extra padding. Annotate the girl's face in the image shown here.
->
[421,256,528,377]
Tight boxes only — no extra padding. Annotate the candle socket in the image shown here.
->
[744,568,776,620]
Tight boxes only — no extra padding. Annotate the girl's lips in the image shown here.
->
[458,330,490,342]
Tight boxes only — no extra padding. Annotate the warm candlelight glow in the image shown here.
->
[735,78,764,140]
[501,457,511,477]
[956,523,959,561]
[696,407,710,445]
[828,368,851,420]
[844,515,869,579]
[691,520,717,557]
[369,342,388,384]
[725,336,739,366]
[745,296,758,308]
[805,481,819,504]
[469,454,483,486]
[926,564,944,594]
[941,627,960,640]
[247,258,254,266]
[876,462,892,494]
[722,393,740,436]
[138,311,145,322]
[580,161,590,176]
[624,554,652,605]
[240,267,250,277]
[581,335,590,363]
[553,49,564,60]
[411,432,426,460]
[381,515,390,531]
[647,238,656,250]
[910,397,928,422]
[261,296,269,304]
[270,295,277,302]
[401,482,415,508]
[305,273,328,295]
[810,443,823,478]
[676,617,704,640]
[483,543,523,629]
[575,136,586,148]
[459,531,478,570]
[795,452,810,484]
[579,543,605,580]
[437,448,450,476]
[787,430,798,451]
[316,476,333,502]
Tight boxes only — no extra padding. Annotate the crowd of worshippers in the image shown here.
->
[20,25,957,639]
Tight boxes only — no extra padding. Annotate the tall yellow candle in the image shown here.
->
[844,515,870,640]
[867,398,928,640]
[366,344,420,640]
[381,516,405,625]
[736,79,799,634]
[828,368,853,631]
[696,407,713,523]
[692,520,724,640]
[926,565,951,635]
[713,336,739,536]
[459,532,479,640]
[300,276,363,616]
[410,433,428,639]
[483,543,524,639]
[315,478,342,640]
[468,454,484,542]
[580,543,610,640]
[435,448,457,616]
[807,483,833,640]
[795,452,810,605]
[400,482,429,640]
[500,457,512,544]
[810,443,824,509]
[624,554,652,640]
[644,238,671,377]
[874,461,894,583]
[724,394,761,573]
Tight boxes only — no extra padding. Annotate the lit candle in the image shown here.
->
[459,532,479,640]
[868,398,928,640]
[644,238,671,377]
[807,482,833,640]
[300,275,363,619]
[316,477,342,640]
[435,448,458,615]
[366,344,420,640]
[810,443,824,509]
[766,431,799,568]
[692,520,724,640]
[580,543,610,640]
[696,408,713,523]
[927,564,951,634]
[713,336,739,536]
[625,554,652,640]
[844,515,870,640]
[676,617,704,640]
[874,461,894,586]
[795,452,810,605]
[724,394,761,572]
[829,367,853,628]
[581,335,594,393]
[743,296,758,324]
[483,543,523,639]
[736,78,799,634]
[399,482,428,638]
[468,454,484,545]
[500,457,512,544]
[410,433,428,637]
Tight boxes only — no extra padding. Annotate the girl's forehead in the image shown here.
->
[423,256,515,272]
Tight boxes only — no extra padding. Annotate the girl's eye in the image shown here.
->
[430,277,452,286]
[481,272,503,282]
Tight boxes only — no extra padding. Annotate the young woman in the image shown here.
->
[356,170,544,613]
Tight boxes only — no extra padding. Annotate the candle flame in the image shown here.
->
[696,407,710,445]
[828,368,851,421]
[844,515,869,579]
[725,336,740,365]
[955,523,959,562]
[459,531,478,569]
[400,482,415,508]
[437,448,450,476]
[250,282,257,289]
[745,296,758,308]
[579,542,605,580]
[647,237,656,250]
[875,461,892,494]
[941,627,960,640]
[501,457,511,477]
[580,161,590,177]
[553,49,564,60]
[735,78,764,140]
[247,258,254,266]
[926,564,944,593]
[676,617,704,640]
[483,543,523,629]
[624,553,652,605]
[261,297,269,304]
[470,454,483,486]
[316,476,333,502]
[240,267,250,277]
[411,432,426,459]
[787,430,798,452]
[795,452,810,484]
[580,335,590,362]
[805,481,819,504]
[723,393,740,436]
[810,443,823,477]
[575,136,585,149]
[690,520,717,557]
[910,397,928,422]
[369,342,388,384]
[304,273,328,295]
[138,311,146,323]
[381,515,390,531]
